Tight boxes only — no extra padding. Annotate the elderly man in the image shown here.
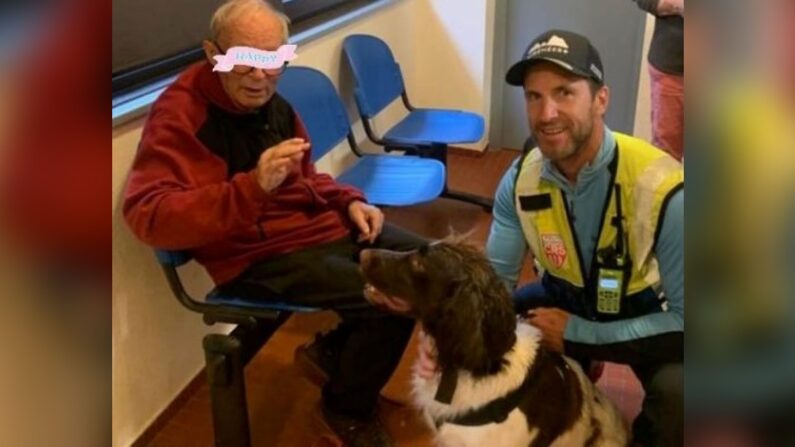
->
[122,1,420,445]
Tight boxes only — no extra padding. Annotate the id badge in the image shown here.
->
[596,268,624,314]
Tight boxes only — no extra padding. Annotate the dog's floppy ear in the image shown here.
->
[427,274,517,376]
[477,279,518,371]
[427,281,491,374]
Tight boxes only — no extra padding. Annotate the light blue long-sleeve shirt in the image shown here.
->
[486,127,684,345]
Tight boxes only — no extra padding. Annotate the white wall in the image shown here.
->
[112,1,493,445]
[409,0,494,150]
[113,121,225,447]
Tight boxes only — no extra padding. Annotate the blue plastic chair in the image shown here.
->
[276,66,446,207]
[154,248,321,447]
[342,34,493,211]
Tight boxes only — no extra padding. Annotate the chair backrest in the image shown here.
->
[277,66,352,162]
[342,34,405,119]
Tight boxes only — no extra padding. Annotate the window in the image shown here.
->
[112,0,376,98]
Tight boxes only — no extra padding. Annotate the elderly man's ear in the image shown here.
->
[202,40,220,64]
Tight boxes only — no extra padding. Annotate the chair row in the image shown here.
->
[278,34,492,210]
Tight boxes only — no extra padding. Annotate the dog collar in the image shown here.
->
[434,368,459,404]
[433,349,570,429]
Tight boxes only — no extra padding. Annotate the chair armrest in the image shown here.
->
[160,264,281,327]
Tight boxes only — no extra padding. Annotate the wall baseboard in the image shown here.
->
[449,144,490,158]
[131,369,206,447]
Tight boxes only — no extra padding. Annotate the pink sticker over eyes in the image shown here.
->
[213,45,298,72]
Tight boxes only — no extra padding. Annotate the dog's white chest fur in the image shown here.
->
[411,323,628,447]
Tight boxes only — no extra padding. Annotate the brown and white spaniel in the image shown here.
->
[360,241,628,447]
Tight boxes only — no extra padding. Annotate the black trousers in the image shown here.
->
[218,223,425,417]
[631,362,683,447]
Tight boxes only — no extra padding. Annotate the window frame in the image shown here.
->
[111,0,376,98]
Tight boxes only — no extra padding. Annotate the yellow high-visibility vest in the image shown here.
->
[514,132,683,294]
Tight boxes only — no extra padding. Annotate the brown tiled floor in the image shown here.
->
[145,149,643,446]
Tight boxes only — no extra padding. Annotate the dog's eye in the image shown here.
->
[418,245,429,256]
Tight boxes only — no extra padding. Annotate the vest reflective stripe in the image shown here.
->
[515,132,683,295]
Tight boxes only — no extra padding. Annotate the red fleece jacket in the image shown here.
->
[123,62,365,285]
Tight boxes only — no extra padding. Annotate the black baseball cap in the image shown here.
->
[505,29,604,86]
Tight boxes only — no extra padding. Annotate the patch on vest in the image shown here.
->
[541,234,567,268]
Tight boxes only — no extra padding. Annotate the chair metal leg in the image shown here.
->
[420,144,494,212]
[441,189,494,212]
[202,313,292,447]
[204,333,251,447]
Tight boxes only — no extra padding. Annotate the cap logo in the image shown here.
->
[590,63,603,80]
[527,35,569,58]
